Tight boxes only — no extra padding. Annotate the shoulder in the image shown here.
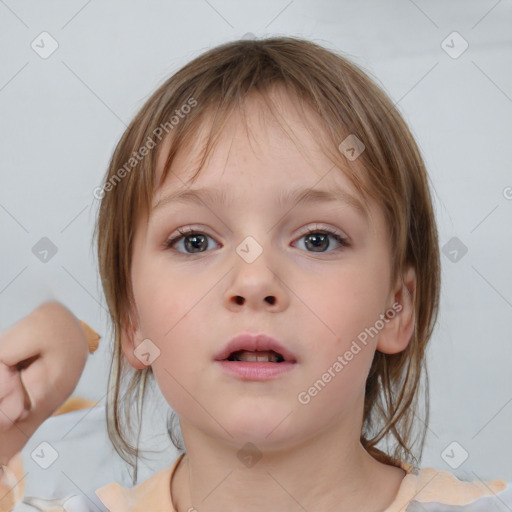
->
[95,453,185,512]
[388,464,512,512]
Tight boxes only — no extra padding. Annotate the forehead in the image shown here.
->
[155,87,360,194]
[152,89,376,226]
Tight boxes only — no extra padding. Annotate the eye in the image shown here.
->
[165,227,220,254]
[164,225,349,255]
[293,225,349,253]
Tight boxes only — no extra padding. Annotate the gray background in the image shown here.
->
[1,0,511,491]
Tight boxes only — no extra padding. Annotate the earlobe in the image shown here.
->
[120,313,147,370]
[376,266,417,355]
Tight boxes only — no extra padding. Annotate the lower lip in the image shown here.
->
[215,360,296,380]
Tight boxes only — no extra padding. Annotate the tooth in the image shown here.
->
[233,350,280,362]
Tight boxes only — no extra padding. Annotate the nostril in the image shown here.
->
[265,296,275,305]
[235,296,245,305]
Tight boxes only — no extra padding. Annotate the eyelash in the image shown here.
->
[164,225,350,254]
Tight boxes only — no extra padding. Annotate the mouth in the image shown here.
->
[214,333,297,380]
[214,333,297,363]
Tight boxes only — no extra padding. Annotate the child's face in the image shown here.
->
[123,90,414,449]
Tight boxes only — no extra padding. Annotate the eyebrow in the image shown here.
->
[151,186,367,219]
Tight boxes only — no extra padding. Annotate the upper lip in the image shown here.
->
[214,333,298,363]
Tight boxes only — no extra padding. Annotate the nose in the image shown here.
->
[224,247,290,312]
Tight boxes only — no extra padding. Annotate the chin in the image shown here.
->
[221,411,298,447]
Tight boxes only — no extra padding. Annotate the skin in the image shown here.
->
[0,302,89,467]
[122,87,417,512]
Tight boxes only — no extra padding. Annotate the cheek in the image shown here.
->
[306,266,387,340]
[301,265,387,391]
[131,256,210,383]
[132,254,197,339]
[297,276,382,413]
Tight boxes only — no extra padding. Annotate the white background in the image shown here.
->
[0,0,511,493]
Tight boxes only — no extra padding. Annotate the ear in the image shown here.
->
[376,265,416,355]
[120,310,147,370]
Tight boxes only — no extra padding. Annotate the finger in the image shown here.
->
[18,357,48,415]
[0,362,17,401]
[0,362,30,430]
[0,328,40,369]
[0,391,26,430]
[0,308,47,368]
[19,370,33,414]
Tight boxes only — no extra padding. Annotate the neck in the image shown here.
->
[171,416,406,512]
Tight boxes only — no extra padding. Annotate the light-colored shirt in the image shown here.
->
[95,453,512,512]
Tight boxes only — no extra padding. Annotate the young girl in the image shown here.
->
[1,36,511,512]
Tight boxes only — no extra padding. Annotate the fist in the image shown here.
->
[0,302,92,466]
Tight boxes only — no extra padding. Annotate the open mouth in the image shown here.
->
[226,350,286,363]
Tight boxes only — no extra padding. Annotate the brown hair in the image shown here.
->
[94,36,440,482]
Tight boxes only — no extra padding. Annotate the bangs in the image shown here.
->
[162,85,372,183]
